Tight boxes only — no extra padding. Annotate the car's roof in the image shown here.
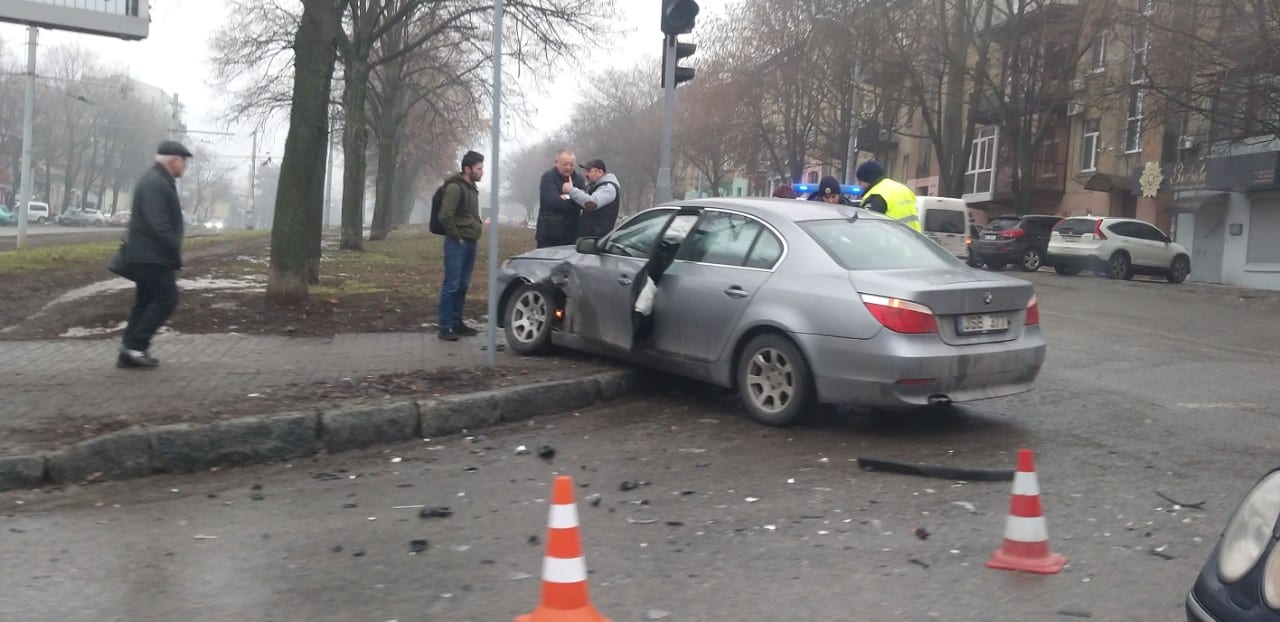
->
[667,197,896,224]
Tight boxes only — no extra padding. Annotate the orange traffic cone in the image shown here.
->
[986,448,1067,574]
[516,475,611,622]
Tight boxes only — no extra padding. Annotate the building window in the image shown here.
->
[1247,199,1280,264]
[918,140,932,176]
[1090,31,1107,72]
[1131,22,1150,84]
[902,154,910,179]
[964,125,998,198]
[1125,88,1145,153]
[1139,0,1155,16]
[1081,119,1100,171]
[807,171,819,184]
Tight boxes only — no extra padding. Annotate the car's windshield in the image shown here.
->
[801,219,962,270]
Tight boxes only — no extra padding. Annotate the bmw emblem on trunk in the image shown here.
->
[983,292,993,305]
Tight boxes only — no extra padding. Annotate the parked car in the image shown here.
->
[1046,216,1191,283]
[1185,467,1280,621]
[917,196,970,261]
[0,205,15,226]
[108,211,131,227]
[970,214,1062,272]
[24,201,50,224]
[56,208,85,226]
[78,208,105,226]
[496,199,1046,427]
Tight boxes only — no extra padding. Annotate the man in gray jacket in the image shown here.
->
[117,141,190,368]
[564,159,621,239]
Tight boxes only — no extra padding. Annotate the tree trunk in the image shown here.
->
[339,58,371,251]
[368,107,400,241]
[391,152,419,226]
[267,0,342,304]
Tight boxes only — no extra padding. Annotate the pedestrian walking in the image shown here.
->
[436,150,485,341]
[855,160,921,231]
[117,140,192,369]
[566,159,621,239]
[536,149,586,248]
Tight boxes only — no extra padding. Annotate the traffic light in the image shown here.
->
[661,0,699,36]
[661,39,697,88]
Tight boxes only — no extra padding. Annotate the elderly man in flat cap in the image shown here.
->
[117,140,192,369]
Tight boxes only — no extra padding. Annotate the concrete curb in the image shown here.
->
[0,369,644,493]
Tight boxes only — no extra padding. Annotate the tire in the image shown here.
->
[1167,255,1191,284]
[736,333,815,427]
[1019,247,1044,272]
[36,217,45,224]
[967,258,984,268]
[503,283,553,355]
[1055,264,1081,276]
[1107,252,1134,280]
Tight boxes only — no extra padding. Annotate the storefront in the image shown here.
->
[1131,152,1280,290]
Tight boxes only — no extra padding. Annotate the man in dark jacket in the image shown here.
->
[536,149,586,248]
[117,141,190,369]
[437,150,484,341]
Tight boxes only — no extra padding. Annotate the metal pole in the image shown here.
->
[844,58,863,184]
[16,26,37,250]
[250,129,257,229]
[324,123,334,229]
[485,0,504,368]
[655,35,677,204]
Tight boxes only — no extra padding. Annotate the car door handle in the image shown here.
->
[724,286,750,299]
[617,275,633,286]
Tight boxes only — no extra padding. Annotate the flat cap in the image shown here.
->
[157,140,194,158]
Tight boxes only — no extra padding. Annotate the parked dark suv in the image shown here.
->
[971,214,1062,272]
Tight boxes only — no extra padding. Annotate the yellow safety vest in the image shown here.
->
[864,178,920,231]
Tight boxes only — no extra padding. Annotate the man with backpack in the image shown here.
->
[435,150,484,341]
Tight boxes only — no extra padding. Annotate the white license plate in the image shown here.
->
[957,313,1009,334]
[982,233,998,240]
[1061,236,1079,243]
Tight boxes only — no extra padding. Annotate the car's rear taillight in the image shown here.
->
[1025,295,1040,326]
[1093,220,1107,240]
[861,294,937,334]
[1000,228,1026,238]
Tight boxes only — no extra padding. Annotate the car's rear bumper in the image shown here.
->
[972,240,1019,259]
[1047,247,1107,271]
[793,329,1046,407]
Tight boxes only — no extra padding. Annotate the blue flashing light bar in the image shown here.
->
[792,183,863,196]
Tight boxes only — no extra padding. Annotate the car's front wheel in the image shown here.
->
[737,333,815,427]
[1167,255,1191,284]
[1019,247,1044,272]
[503,283,553,355]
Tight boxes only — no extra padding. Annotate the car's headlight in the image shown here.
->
[1264,540,1280,609]
[1218,470,1280,583]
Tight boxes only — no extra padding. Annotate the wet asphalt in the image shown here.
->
[1,270,1277,622]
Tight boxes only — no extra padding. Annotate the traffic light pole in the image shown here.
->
[655,34,677,205]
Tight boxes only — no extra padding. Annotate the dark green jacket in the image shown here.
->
[439,173,482,241]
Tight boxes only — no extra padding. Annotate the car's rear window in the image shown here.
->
[801,219,961,270]
[923,208,966,234]
[1055,218,1097,235]
[985,217,1021,231]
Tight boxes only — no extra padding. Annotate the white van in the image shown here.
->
[917,197,971,261]
[24,201,50,224]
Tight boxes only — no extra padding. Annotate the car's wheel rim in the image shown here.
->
[1173,259,1189,280]
[745,347,795,415]
[1110,257,1127,278]
[1023,250,1041,270]
[510,290,547,344]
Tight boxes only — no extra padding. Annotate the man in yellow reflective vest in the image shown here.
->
[855,160,920,231]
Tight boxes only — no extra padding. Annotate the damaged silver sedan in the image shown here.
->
[496,199,1046,426]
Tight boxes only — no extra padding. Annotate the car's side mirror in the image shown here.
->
[576,237,600,255]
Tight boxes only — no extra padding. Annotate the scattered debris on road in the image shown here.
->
[515,445,530,455]
[1057,608,1093,618]
[1155,490,1205,509]
[627,517,658,525]
[856,456,1014,482]
[620,480,640,491]
[537,444,556,460]
[914,527,930,540]
[409,539,429,554]
[420,507,453,519]
[908,558,930,569]
[646,610,671,620]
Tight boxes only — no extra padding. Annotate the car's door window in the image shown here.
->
[1108,222,1141,238]
[746,229,784,269]
[1132,223,1167,241]
[601,209,674,258]
[677,211,770,267]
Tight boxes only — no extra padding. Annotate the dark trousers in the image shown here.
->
[122,263,179,352]
[438,237,477,332]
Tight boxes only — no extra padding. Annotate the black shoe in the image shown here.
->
[437,329,459,342]
[453,324,479,337]
[117,349,159,369]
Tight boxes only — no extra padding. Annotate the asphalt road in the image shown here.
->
[1,271,1277,621]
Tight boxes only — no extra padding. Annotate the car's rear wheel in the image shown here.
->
[1107,252,1134,280]
[737,333,815,427]
[503,283,553,355]
[36,217,45,224]
[1019,247,1043,272]
[1054,264,1081,276]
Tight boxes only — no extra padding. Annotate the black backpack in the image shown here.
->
[428,179,460,235]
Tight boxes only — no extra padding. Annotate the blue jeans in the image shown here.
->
[438,237,477,332]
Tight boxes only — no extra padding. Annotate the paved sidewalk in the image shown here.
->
[2,332,611,454]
